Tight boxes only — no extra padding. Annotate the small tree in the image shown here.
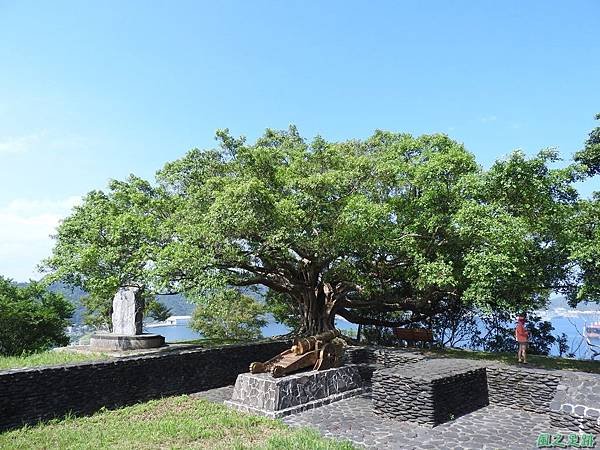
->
[146,299,173,322]
[0,277,74,356]
[556,333,570,357]
[41,176,173,328]
[190,289,267,340]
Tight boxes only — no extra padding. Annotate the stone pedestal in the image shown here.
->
[225,365,364,418]
[89,333,165,351]
[373,359,489,427]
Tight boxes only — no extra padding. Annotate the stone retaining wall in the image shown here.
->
[372,359,489,427]
[350,346,599,432]
[550,372,600,433]
[485,363,561,412]
[0,340,289,431]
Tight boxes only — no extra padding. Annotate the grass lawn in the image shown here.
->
[425,347,600,374]
[0,395,355,450]
[0,350,111,371]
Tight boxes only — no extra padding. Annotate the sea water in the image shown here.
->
[145,315,599,359]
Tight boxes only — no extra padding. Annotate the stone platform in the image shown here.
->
[224,365,364,418]
[89,333,165,351]
[373,359,489,426]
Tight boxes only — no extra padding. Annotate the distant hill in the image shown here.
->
[548,296,600,312]
[155,293,196,316]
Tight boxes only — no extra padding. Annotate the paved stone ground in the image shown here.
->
[283,392,557,450]
[192,385,234,403]
[192,386,562,450]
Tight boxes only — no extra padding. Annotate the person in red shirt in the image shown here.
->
[515,316,529,363]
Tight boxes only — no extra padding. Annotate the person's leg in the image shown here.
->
[517,343,522,362]
[522,343,527,363]
[518,343,525,362]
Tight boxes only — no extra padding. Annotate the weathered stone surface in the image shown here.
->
[89,333,165,351]
[225,365,364,418]
[112,286,144,335]
[344,346,425,382]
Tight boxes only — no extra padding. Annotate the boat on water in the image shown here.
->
[584,321,600,340]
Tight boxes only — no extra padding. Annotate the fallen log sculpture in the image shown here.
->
[249,330,345,377]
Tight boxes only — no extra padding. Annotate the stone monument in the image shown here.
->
[89,286,165,351]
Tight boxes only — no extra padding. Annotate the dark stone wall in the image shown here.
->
[0,340,289,431]
[372,359,489,427]
[485,364,561,412]
[549,372,600,433]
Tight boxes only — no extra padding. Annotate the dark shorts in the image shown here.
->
[518,341,528,348]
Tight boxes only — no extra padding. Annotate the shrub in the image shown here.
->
[190,289,267,340]
[0,276,74,356]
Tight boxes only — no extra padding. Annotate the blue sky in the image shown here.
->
[0,1,599,281]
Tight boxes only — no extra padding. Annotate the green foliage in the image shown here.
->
[574,113,600,177]
[432,302,480,348]
[0,277,74,356]
[190,289,267,340]
[556,333,570,358]
[475,313,556,356]
[44,121,600,337]
[80,293,113,330]
[41,176,174,327]
[526,316,557,355]
[362,326,397,346]
[565,194,600,305]
[145,299,173,322]
[339,327,358,338]
[264,289,301,332]
[427,347,600,374]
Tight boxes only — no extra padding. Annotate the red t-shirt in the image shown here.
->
[516,323,529,342]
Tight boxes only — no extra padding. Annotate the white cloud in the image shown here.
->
[0,196,81,281]
[0,132,45,154]
[479,115,498,124]
[0,131,90,155]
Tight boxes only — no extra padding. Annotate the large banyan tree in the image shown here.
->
[44,121,600,335]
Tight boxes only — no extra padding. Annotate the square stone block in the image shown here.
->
[225,365,364,418]
[372,359,489,426]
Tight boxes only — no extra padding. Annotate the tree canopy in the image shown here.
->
[43,119,600,336]
[190,288,267,340]
[0,277,74,356]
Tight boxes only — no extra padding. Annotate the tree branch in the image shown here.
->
[336,308,428,328]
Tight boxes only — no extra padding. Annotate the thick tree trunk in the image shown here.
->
[297,282,337,335]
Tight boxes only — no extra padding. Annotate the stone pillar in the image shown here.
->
[89,285,165,351]
[112,286,144,335]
